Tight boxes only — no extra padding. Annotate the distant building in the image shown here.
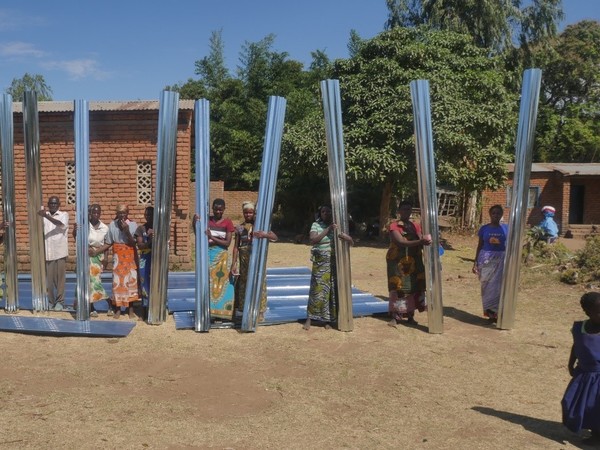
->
[482,163,600,238]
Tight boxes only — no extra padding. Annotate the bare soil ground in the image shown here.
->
[0,234,594,449]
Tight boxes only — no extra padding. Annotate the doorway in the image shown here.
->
[569,184,585,224]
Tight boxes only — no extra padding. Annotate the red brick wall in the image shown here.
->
[482,171,600,231]
[7,108,194,271]
[189,181,258,225]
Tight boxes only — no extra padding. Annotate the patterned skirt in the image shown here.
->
[307,248,337,322]
[209,246,235,319]
[476,250,505,317]
[138,249,152,307]
[89,253,107,302]
[234,245,267,315]
[111,243,139,307]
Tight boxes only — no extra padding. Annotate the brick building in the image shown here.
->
[482,163,600,236]
[2,100,200,271]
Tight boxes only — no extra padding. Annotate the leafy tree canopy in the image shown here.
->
[532,20,600,162]
[385,0,564,52]
[6,73,53,101]
[284,27,517,196]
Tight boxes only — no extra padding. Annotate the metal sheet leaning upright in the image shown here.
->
[241,96,287,332]
[410,80,444,334]
[23,90,47,312]
[0,94,19,313]
[148,90,180,325]
[194,99,211,332]
[74,100,91,321]
[497,69,542,330]
[320,79,353,332]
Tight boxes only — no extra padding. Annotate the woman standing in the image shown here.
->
[303,205,353,330]
[206,198,235,319]
[473,204,508,322]
[230,201,277,322]
[387,200,431,327]
[72,204,110,317]
[135,206,154,320]
[106,204,139,319]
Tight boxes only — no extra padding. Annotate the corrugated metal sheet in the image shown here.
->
[508,162,600,176]
[12,100,195,113]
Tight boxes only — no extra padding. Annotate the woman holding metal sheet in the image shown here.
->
[135,206,154,320]
[387,200,431,327]
[303,205,353,330]
[72,204,110,317]
[472,204,508,323]
[106,204,140,319]
[194,198,236,320]
[230,201,277,322]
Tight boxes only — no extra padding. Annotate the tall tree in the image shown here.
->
[533,20,600,162]
[195,29,230,92]
[6,73,53,101]
[385,0,564,53]
[284,27,517,228]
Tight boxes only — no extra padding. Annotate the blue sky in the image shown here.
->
[0,1,597,101]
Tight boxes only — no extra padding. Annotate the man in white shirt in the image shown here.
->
[38,196,69,311]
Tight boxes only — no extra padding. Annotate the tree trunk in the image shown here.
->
[379,179,393,241]
[463,190,479,229]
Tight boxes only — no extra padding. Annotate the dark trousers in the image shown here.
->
[46,257,66,306]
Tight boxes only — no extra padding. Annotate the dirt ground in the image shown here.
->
[0,234,594,449]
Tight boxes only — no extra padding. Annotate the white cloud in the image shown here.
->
[0,9,45,32]
[42,58,111,81]
[0,41,45,58]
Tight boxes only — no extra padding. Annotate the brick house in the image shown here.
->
[481,163,600,236]
[2,100,201,271]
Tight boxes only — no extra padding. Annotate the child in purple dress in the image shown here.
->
[562,292,600,445]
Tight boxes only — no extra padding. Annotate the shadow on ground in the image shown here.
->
[471,406,590,449]
[444,306,493,328]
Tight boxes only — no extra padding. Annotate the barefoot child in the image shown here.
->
[562,292,600,445]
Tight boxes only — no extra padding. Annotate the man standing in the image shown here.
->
[38,196,69,311]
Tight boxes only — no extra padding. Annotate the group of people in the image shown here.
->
[193,198,277,322]
[34,196,154,319]
[6,195,600,443]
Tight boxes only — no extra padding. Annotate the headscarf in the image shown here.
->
[542,205,555,217]
[242,201,255,211]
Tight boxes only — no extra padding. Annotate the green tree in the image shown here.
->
[533,20,600,162]
[195,29,230,92]
[6,73,53,101]
[385,0,563,52]
[284,27,517,228]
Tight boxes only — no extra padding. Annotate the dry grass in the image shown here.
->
[0,234,593,449]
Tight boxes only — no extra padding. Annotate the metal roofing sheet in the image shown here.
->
[12,100,195,113]
[508,162,600,176]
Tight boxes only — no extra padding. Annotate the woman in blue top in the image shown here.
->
[472,204,508,322]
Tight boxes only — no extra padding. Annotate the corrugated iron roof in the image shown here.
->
[11,100,195,113]
[508,162,600,176]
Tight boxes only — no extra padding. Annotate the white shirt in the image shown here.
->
[43,210,69,261]
[89,221,109,247]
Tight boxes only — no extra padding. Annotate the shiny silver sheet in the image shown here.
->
[0,95,19,312]
[410,80,444,334]
[148,91,179,324]
[194,99,211,332]
[74,100,91,321]
[320,79,353,332]
[23,91,47,311]
[241,96,287,332]
[497,69,542,330]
